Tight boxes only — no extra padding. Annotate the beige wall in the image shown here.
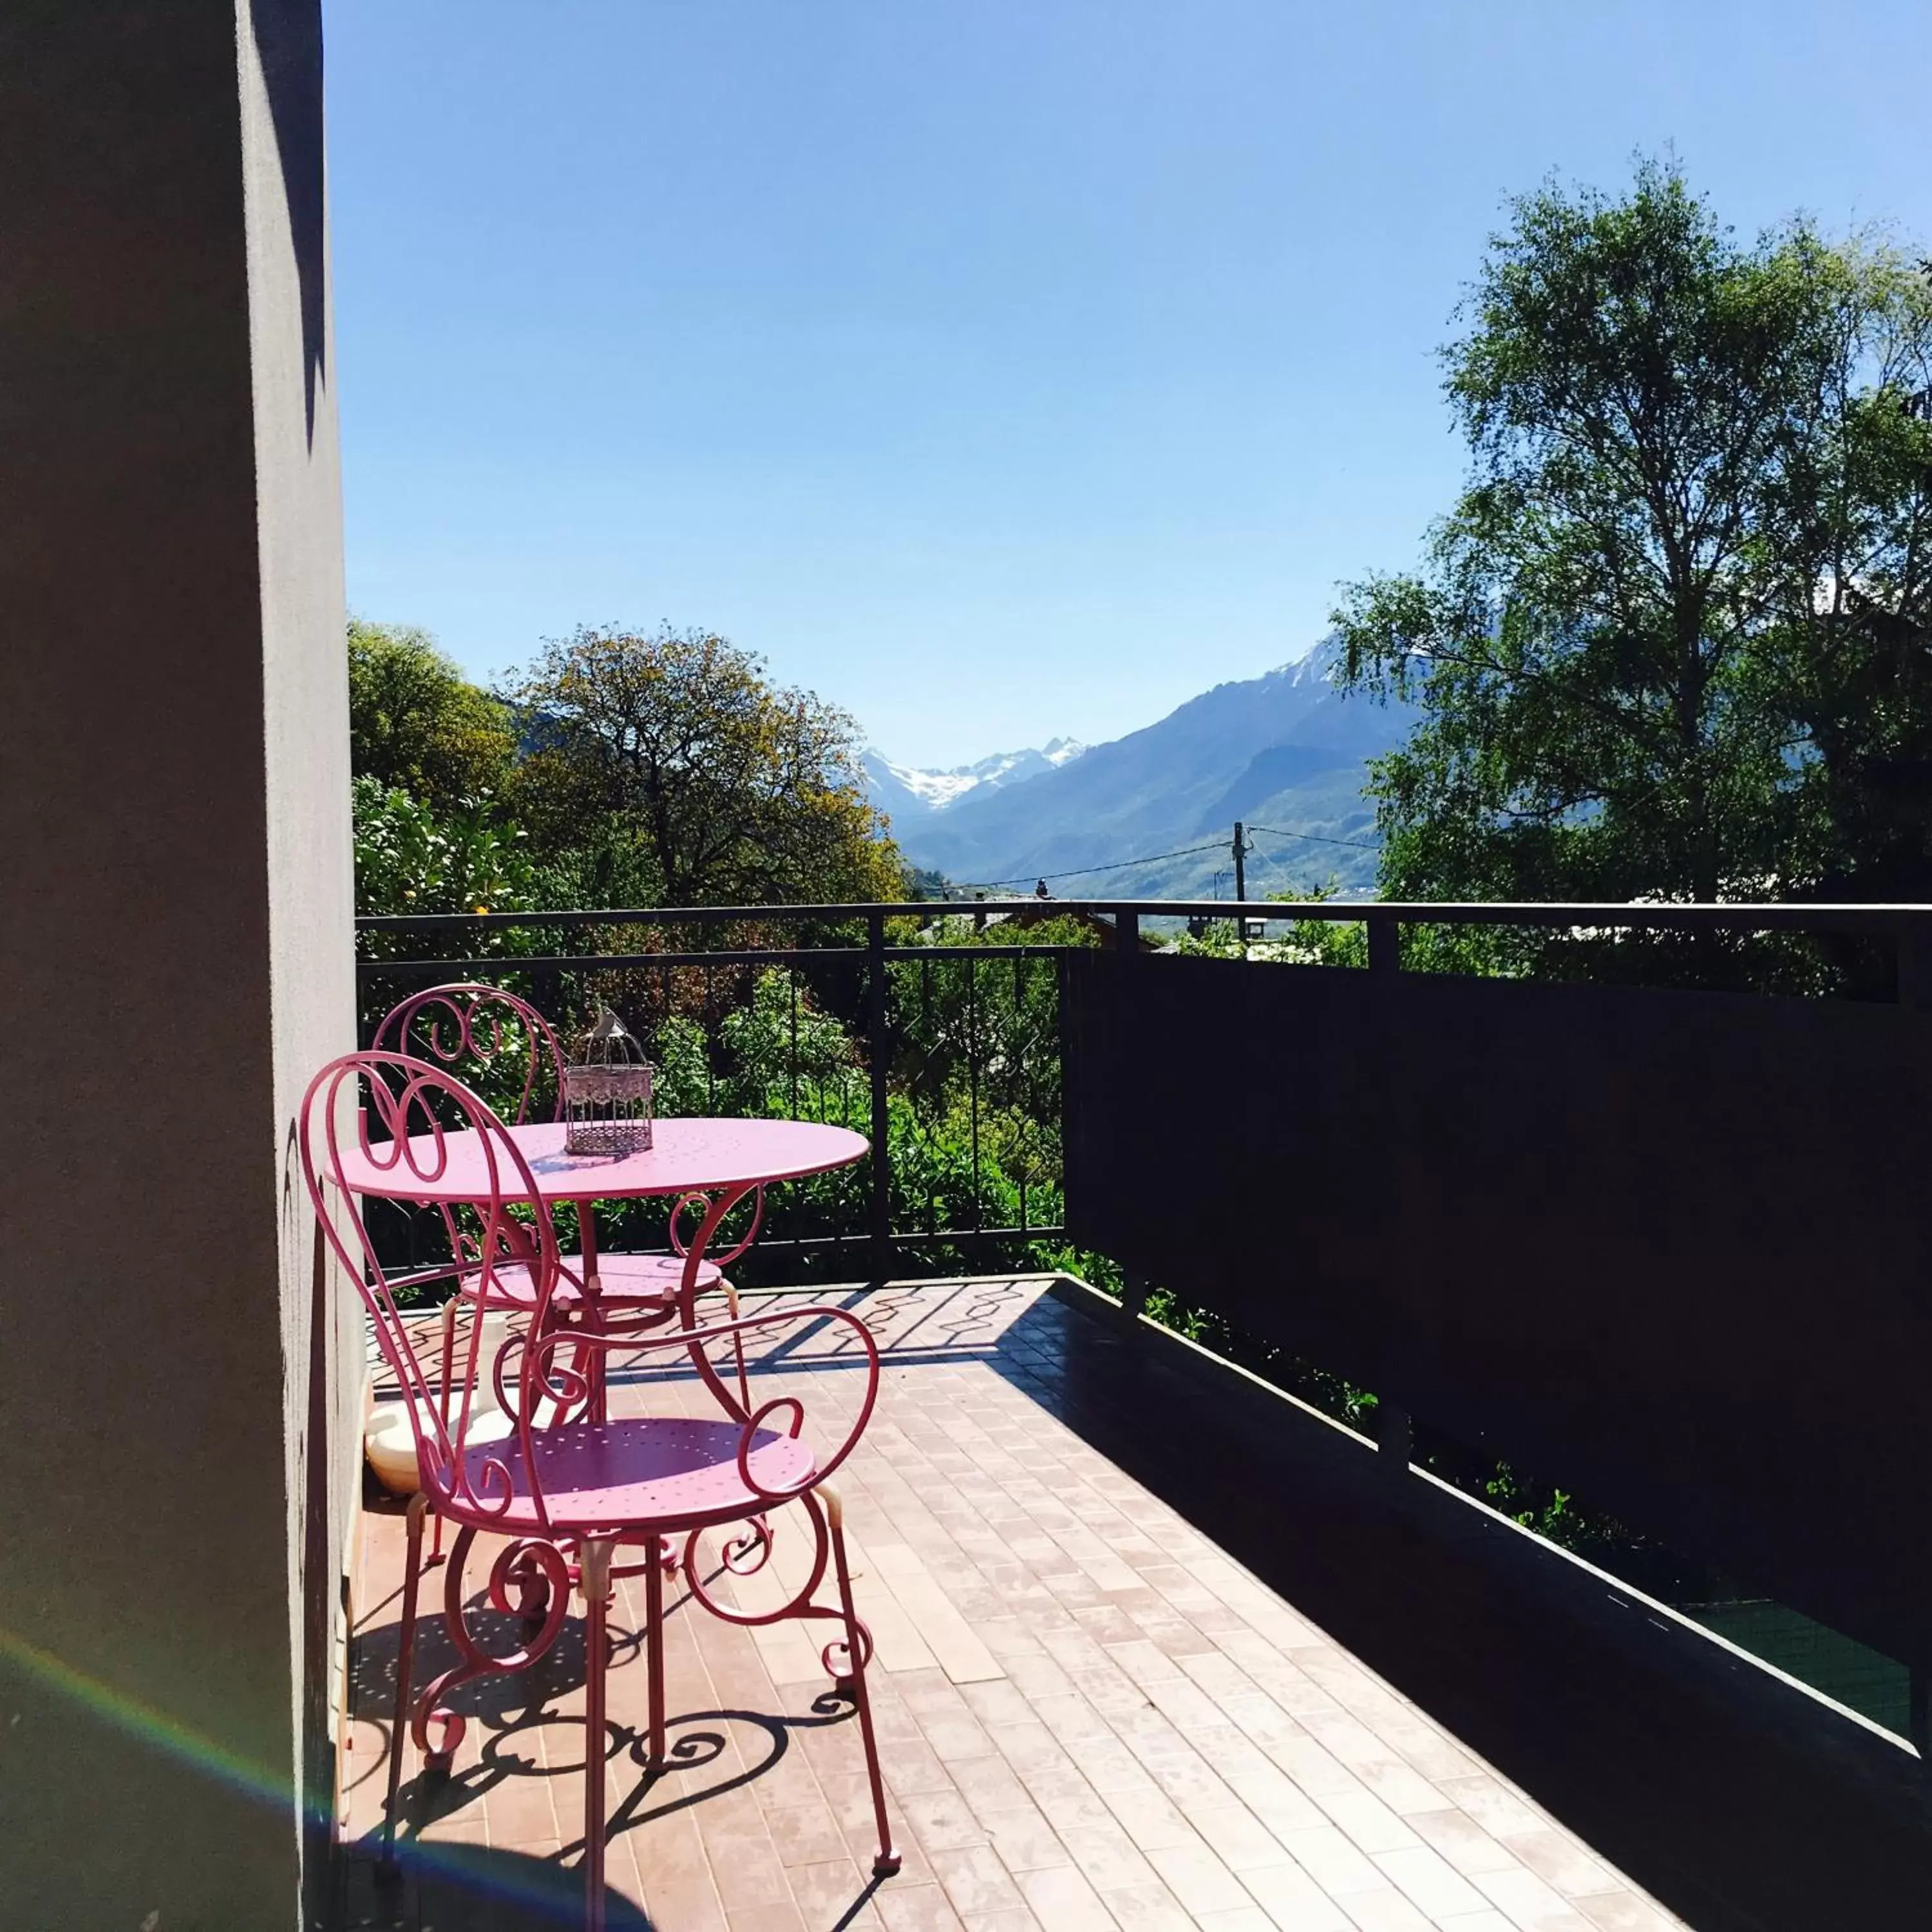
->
[0,5,356,1926]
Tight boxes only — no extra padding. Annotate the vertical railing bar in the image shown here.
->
[788,956,800,1118]
[1365,909,1410,1484]
[658,955,670,1070]
[1019,956,1030,1241]
[1367,911,1399,976]
[919,951,935,1237]
[968,952,981,1233]
[703,960,715,1111]
[866,910,893,1285]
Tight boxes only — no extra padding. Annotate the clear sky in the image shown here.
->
[327,0,1931,768]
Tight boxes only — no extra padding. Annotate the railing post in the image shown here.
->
[1897,915,1932,1012]
[1907,921,1932,1779]
[1367,911,1399,975]
[533,961,562,1027]
[1100,915,1146,1327]
[1378,1399,1413,1496]
[1367,911,1410,1485]
[867,909,893,1287]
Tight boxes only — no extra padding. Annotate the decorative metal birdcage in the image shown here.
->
[563,1006,654,1155]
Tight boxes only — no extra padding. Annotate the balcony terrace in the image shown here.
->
[336,1273,1929,1931]
[11,27,1930,1929]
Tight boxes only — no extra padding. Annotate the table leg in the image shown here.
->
[677,1182,757,1423]
[576,1198,608,1423]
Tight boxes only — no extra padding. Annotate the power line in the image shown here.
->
[960,838,1229,892]
[951,820,1373,896]
[1240,842,1305,894]
[1245,822,1378,851]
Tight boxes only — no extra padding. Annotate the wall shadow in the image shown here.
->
[987,1286,1932,1931]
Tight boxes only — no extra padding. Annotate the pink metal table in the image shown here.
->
[337,1115,868,1417]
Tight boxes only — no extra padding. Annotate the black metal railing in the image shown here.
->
[359,902,1119,1282]
[357,895,1932,1285]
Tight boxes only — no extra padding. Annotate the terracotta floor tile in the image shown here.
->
[1278,1824,1387,1897]
[730,1900,808,1931]
[1185,1804,1291,1875]
[989,1719,1075,1778]
[1100,1880,1202,1930]
[876,1880,971,1931]
[1019,1764,1118,1833]
[948,1752,1035,1823]
[345,1287,1690,1932]
[479,1766,562,1849]
[903,1785,994,1853]
[1141,1837,1253,1917]
[1057,1818,1163,1893]
[1504,1828,1622,1900]
[1371,1844,1490,1920]
[1338,1884,1435,1930]
[980,1803,1075,1873]
[1437,1777,1549,1843]
[1233,1858,1356,1931]
[1311,1785,1424,1857]
[1470,1864,1602,1931]
[1407,1809,1522,1880]
[641,1876,732,1931]
[768,1799,854,1868]
[1101,1782,1197,1853]
[1018,1861,1126,1931]
[786,1857,886,1930]
[929,1842,1030,1918]
[1573,1895,1680,1932]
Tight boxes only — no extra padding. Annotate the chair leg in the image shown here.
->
[643,1531,668,1770]
[723,1283,750,1412]
[381,1492,431,1874]
[579,1539,614,1932]
[822,1486,900,1877]
[430,1305,458,1564]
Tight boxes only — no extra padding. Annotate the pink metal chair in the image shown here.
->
[372,981,758,1312]
[374,983,764,1432]
[301,1052,898,1930]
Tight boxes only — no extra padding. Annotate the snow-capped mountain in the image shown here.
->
[863,739,1086,823]
[867,637,1415,897]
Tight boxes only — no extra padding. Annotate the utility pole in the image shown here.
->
[1232,823,1253,958]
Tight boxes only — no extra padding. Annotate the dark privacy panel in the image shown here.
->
[1063,949,1932,1669]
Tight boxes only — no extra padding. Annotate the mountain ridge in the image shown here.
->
[861,737,1086,822]
[864,638,1414,897]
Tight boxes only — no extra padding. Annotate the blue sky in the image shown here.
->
[327,0,1931,768]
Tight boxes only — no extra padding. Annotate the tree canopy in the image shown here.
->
[348,619,904,916]
[1334,161,1932,953]
[509,625,902,906]
[347,619,516,815]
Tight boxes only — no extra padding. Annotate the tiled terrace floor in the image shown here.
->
[337,1279,1929,1931]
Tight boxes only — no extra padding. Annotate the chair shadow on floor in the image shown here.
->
[346,1582,881,1930]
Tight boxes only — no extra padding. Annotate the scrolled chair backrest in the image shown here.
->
[371,983,567,1127]
[298,1051,569,1530]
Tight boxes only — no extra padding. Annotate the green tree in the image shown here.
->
[348,619,516,814]
[1333,162,1932,976]
[350,775,542,921]
[510,624,904,906]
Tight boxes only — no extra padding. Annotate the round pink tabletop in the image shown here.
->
[336,1117,867,1204]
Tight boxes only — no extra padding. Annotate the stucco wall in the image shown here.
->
[0,5,355,1926]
